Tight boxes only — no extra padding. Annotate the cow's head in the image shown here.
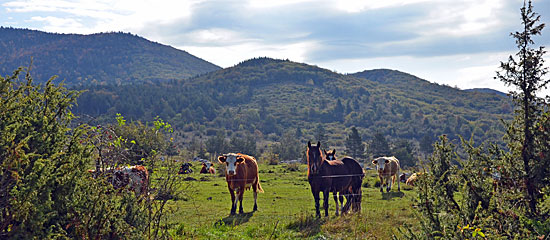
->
[372,157,390,172]
[218,153,244,176]
[307,141,323,174]
[324,149,336,161]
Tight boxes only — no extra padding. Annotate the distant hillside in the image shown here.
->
[0,27,220,85]
[464,88,508,97]
[74,57,513,149]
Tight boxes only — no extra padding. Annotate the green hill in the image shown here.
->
[74,57,512,150]
[0,27,220,85]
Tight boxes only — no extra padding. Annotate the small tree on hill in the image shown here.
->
[368,132,391,158]
[496,0,549,215]
[345,127,365,160]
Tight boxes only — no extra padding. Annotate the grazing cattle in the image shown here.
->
[178,163,193,174]
[400,173,408,183]
[324,149,364,214]
[307,142,364,217]
[406,172,421,186]
[89,165,149,196]
[200,161,216,174]
[372,156,401,192]
[218,153,263,215]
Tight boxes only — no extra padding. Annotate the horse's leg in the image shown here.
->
[342,189,352,214]
[333,190,339,216]
[323,189,330,217]
[339,192,345,214]
[312,189,321,218]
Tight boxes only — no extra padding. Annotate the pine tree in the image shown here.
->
[496,0,548,215]
[369,132,391,158]
[345,127,365,160]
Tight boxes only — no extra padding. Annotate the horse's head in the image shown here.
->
[324,149,336,161]
[307,141,324,175]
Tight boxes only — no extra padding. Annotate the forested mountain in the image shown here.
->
[0,27,220,85]
[74,57,512,150]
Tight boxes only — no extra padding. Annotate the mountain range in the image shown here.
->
[1,28,512,152]
[0,27,220,85]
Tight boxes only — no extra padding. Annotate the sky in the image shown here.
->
[1,0,550,95]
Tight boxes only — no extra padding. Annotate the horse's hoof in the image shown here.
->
[253,206,258,211]
[230,211,236,215]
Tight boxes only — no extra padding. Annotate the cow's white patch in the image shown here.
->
[224,153,239,175]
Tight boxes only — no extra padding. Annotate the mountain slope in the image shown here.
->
[0,27,220,85]
[74,58,513,148]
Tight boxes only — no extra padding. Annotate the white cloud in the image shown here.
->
[181,40,319,68]
[29,16,84,32]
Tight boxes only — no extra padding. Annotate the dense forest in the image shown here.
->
[0,27,220,85]
[74,57,512,159]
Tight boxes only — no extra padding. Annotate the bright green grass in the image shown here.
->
[165,163,418,239]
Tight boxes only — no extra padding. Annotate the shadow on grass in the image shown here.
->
[381,191,405,200]
[215,212,255,226]
[286,214,326,237]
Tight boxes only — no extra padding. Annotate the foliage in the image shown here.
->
[368,132,391,158]
[391,139,417,168]
[401,2,550,238]
[0,66,140,238]
[495,0,549,215]
[73,57,512,153]
[0,27,220,85]
[345,127,366,160]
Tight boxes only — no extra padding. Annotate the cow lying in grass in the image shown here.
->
[88,165,149,196]
[218,153,264,215]
[200,161,216,174]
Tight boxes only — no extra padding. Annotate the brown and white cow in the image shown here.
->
[89,165,149,196]
[200,161,216,174]
[372,156,401,192]
[218,153,264,215]
[406,172,422,186]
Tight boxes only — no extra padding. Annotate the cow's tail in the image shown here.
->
[256,176,264,193]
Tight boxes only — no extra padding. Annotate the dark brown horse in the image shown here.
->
[307,141,364,217]
[324,149,364,213]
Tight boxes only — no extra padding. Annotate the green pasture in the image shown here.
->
[165,163,418,239]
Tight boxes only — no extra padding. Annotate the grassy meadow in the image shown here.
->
[164,163,418,239]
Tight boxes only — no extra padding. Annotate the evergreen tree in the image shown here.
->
[314,124,327,143]
[496,0,549,215]
[369,132,391,158]
[419,134,434,154]
[345,127,365,160]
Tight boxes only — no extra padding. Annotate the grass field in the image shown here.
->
[165,163,418,239]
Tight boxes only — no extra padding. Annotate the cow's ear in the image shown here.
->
[218,156,227,163]
[372,160,378,164]
[385,159,390,164]
[308,141,311,148]
[236,157,245,163]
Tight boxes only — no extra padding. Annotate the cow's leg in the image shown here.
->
[253,185,258,211]
[312,189,321,218]
[386,176,391,192]
[323,190,330,217]
[238,189,244,214]
[379,176,384,192]
[229,188,237,215]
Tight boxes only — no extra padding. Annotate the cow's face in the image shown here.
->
[307,141,323,174]
[218,153,244,176]
[372,157,389,172]
[324,149,336,161]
